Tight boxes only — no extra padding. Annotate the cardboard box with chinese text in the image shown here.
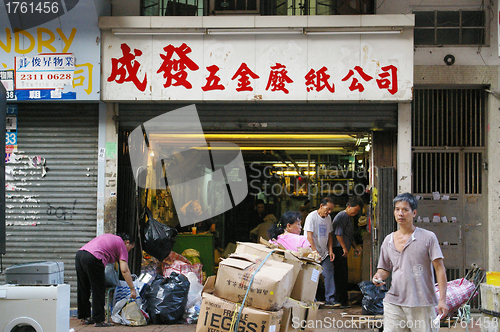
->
[196,276,283,332]
[235,242,322,303]
[214,253,296,311]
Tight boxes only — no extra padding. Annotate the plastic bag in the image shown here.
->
[142,273,190,324]
[111,298,130,325]
[122,301,147,326]
[142,207,178,262]
[183,299,202,324]
[105,263,120,287]
[113,276,146,307]
[358,281,387,315]
[435,278,477,317]
[185,272,203,310]
[163,251,203,284]
[112,298,148,326]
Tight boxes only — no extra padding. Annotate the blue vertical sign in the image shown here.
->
[0,83,6,254]
[5,104,17,162]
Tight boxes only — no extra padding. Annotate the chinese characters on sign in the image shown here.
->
[0,70,15,99]
[107,42,399,96]
[15,53,75,89]
[12,53,95,100]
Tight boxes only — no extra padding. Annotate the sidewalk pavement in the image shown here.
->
[69,304,483,332]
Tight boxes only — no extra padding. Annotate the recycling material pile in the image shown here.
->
[195,242,323,332]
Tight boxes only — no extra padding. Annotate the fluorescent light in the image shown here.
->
[305,26,403,35]
[274,170,316,176]
[306,30,402,35]
[273,163,316,167]
[207,28,304,35]
[112,28,206,35]
[149,133,353,139]
[194,146,342,150]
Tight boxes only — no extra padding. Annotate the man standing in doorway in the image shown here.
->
[373,192,448,332]
[303,197,336,305]
[249,199,266,230]
[332,196,363,308]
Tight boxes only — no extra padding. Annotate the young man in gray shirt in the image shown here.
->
[373,192,448,332]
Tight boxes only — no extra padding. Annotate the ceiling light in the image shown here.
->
[272,163,316,167]
[305,27,403,35]
[207,28,304,35]
[112,28,206,35]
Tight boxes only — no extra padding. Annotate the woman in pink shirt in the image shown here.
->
[269,211,311,251]
[75,233,136,327]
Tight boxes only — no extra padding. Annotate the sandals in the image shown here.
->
[94,321,114,327]
[81,317,95,325]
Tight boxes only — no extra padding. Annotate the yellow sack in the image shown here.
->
[122,301,147,326]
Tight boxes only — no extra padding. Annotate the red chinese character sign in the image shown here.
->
[101,31,413,101]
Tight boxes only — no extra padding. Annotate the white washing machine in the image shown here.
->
[0,284,70,332]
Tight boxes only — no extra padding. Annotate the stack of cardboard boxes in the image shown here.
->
[196,242,323,332]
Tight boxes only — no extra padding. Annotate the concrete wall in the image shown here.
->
[110,0,141,16]
[488,93,500,271]
[380,0,500,271]
[103,103,119,235]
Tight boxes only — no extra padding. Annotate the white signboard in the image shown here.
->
[15,54,74,89]
[0,0,106,101]
[102,31,413,101]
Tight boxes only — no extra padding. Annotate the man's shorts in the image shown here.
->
[383,301,439,332]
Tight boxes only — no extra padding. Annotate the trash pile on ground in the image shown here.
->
[111,250,205,326]
[195,242,323,332]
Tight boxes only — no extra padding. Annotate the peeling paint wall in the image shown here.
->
[104,103,118,234]
[397,102,412,194]
[488,92,500,271]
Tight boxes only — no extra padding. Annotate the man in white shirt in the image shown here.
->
[304,197,336,305]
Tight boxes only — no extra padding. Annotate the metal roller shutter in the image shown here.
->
[0,103,99,307]
[118,102,398,132]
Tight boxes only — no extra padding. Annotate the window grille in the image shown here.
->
[412,88,485,195]
[414,10,486,46]
[412,88,485,147]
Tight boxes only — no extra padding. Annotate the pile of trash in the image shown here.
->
[110,251,204,326]
[109,206,205,326]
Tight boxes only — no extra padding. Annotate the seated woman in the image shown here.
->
[268,211,310,251]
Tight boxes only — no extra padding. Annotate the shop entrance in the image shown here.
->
[204,132,372,249]
[116,102,397,279]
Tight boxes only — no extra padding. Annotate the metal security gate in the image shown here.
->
[117,102,399,131]
[0,103,99,307]
[412,88,487,287]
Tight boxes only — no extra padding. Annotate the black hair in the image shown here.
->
[118,233,135,244]
[320,197,334,206]
[347,196,363,209]
[393,192,418,211]
[268,211,302,240]
[255,199,265,206]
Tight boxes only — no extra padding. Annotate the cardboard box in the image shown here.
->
[280,298,319,332]
[236,242,322,303]
[196,277,283,332]
[290,262,323,302]
[235,242,302,281]
[214,253,296,311]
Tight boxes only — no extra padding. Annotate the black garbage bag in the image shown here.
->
[358,281,388,315]
[142,273,190,324]
[142,207,177,261]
